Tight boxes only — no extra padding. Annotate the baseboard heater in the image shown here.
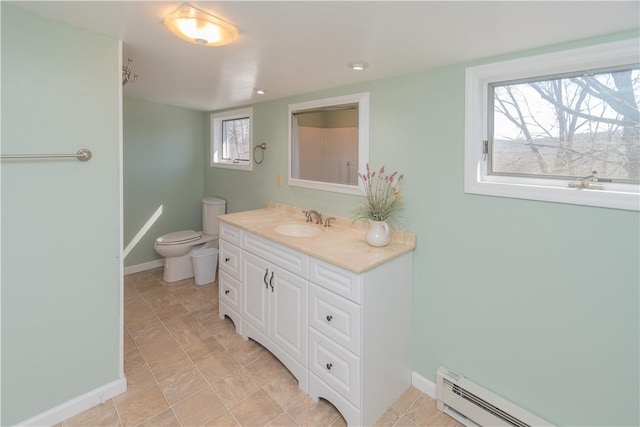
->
[436,367,553,427]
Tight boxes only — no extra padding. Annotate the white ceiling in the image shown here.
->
[13,1,640,112]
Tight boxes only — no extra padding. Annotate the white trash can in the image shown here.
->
[191,247,219,285]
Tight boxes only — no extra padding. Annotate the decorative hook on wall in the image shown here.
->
[253,143,267,164]
[122,57,138,87]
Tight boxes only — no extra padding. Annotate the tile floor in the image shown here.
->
[59,268,461,427]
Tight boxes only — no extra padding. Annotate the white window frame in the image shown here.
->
[210,107,253,171]
[465,39,640,211]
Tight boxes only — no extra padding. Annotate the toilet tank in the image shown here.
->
[202,197,226,235]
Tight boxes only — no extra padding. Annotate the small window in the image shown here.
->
[211,108,252,170]
[465,39,639,210]
[221,117,250,162]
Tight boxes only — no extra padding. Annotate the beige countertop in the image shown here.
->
[218,201,416,274]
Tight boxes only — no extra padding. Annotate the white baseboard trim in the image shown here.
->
[412,371,437,399]
[15,377,127,427]
[124,259,164,275]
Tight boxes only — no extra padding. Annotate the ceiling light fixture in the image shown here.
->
[348,61,369,71]
[163,3,238,47]
[254,88,267,95]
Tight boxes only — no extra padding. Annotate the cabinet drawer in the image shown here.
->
[309,258,362,304]
[220,222,242,246]
[219,271,241,312]
[219,240,242,280]
[309,284,360,356]
[309,329,360,407]
[243,232,308,278]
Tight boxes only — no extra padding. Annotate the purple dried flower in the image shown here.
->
[357,164,405,223]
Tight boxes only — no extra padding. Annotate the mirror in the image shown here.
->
[288,93,369,195]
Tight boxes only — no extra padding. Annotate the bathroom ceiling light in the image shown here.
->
[163,3,238,47]
[348,61,369,71]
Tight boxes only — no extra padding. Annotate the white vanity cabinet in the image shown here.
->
[307,256,413,427]
[219,223,310,391]
[242,250,308,370]
[218,220,413,427]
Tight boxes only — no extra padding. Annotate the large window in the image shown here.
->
[465,39,639,210]
[211,108,252,170]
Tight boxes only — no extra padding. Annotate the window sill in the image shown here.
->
[464,177,640,211]
[211,161,252,171]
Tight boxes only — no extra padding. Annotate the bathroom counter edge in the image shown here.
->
[217,203,415,274]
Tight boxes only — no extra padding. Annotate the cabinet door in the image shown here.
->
[270,265,308,364]
[242,251,270,335]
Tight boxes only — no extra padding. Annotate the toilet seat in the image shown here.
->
[156,230,201,246]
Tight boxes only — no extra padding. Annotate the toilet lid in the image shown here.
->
[156,230,201,245]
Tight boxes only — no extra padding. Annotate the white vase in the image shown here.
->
[366,220,390,247]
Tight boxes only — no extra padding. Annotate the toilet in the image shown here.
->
[154,197,226,283]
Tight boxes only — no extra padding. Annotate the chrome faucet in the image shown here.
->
[304,210,322,224]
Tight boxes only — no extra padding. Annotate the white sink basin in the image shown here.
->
[274,223,322,237]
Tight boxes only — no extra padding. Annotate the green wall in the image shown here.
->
[1,4,122,425]
[123,96,205,267]
[205,33,639,425]
[7,6,634,424]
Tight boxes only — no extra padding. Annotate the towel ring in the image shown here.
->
[254,143,267,164]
